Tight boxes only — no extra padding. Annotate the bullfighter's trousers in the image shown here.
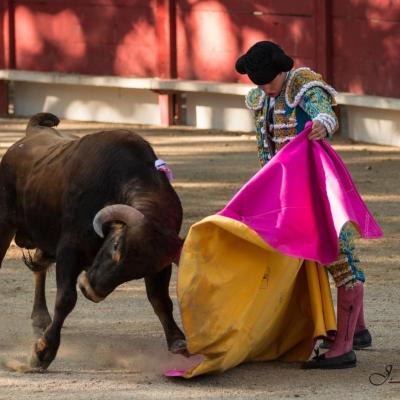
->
[325,223,365,288]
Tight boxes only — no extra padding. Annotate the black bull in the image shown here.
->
[0,113,187,370]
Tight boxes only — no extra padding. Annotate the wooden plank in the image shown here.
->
[333,0,400,21]
[15,0,152,7]
[176,9,314,82]
[332,17,400,97]
[0,0,12,116]
[178,0,313,15]
[12,1,158,76]
[155,0,177,79]
[155,0,176,125]
[313,0,332,82]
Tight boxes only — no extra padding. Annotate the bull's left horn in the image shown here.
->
[93,204,144,238]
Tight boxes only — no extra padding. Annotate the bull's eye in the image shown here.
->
[113,241,119,251]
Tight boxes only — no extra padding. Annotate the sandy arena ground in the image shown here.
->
[0,117,399,399]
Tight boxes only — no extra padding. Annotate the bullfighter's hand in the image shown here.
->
[308,120,328,140]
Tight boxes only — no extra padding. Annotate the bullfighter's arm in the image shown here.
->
[300,87,339,138]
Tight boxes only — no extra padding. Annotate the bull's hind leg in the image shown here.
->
[31,250,54,331]
[30,246,82,370]
[23,249,54,333]
[31,270,52,334]
[145,265,188,355]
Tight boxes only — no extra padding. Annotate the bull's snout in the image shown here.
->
[78,271,106,303]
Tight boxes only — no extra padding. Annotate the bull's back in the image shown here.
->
[0,127,179,254]
[59,130,182,232]
[1,132,77,192]
[0,133,79,251]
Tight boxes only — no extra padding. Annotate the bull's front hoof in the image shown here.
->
[29,350,49,371]
[29,337,56,371]
[170,339,189,357]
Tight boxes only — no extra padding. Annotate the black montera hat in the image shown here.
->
[235,41,294,85]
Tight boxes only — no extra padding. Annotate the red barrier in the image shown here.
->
[1,0,399,98]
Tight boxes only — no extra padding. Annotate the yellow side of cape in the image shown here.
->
[177,215,336,378]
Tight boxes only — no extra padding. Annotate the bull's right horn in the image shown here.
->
[93,204,144,238]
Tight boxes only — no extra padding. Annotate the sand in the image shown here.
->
[0,117,399,399]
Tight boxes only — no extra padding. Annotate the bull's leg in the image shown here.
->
[30,248,81,370]
[145,265,188,355]
[30,249,53,333]
[31,270,52,334]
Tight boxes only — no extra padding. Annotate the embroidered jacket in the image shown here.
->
[245,67,338,166]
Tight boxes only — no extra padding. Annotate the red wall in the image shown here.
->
[175,0,315,82]
[8,0,160,76]
[332,0,400,96]
[1,0,399,97]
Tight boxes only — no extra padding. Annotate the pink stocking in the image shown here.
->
[325,282,363,358]
[355,296,367,333]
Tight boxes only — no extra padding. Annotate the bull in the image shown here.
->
[0,113,187,370]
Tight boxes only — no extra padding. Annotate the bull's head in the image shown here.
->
[78,204,182,303]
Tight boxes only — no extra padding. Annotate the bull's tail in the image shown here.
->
[26,112,60,136]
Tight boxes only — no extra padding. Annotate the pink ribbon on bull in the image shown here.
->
[155,159,173,181]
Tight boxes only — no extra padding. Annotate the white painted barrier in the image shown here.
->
[1,69,399,146]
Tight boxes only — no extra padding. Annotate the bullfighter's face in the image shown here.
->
[257,71,286,98]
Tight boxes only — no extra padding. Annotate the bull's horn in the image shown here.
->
[93,204,145,238]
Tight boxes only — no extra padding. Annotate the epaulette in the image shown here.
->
[285,67,337,108]
[245,88,266,111]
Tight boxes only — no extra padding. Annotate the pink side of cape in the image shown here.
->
[219,122,383,265]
